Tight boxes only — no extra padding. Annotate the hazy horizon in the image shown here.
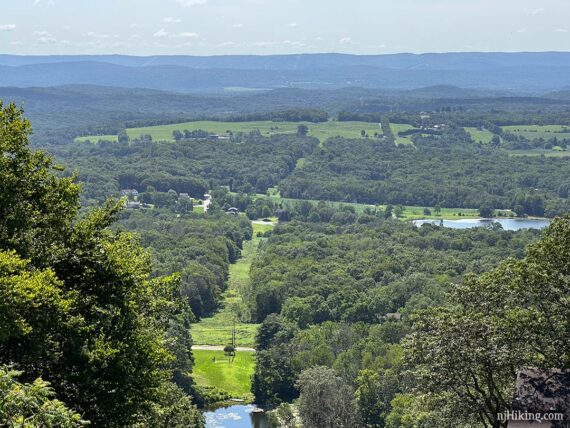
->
[2,0,570,56]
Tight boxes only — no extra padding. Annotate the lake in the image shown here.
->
[204,404,269,428]
[412,218,551,231]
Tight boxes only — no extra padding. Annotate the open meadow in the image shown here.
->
[76,120,391,143]
[502,124,570,140]
[192,350,255,400]
[465,127,496,144]
[74,118,442,145]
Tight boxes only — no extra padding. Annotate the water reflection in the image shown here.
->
[204,404,269,428]
[412,218,550,231]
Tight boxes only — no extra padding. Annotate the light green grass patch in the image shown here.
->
[391,123,416,146]
[506,149,570,158]
[75,120,389,144]
[192,350,255,400]
[192,223,272,348]
[401,206,514,220]
[75,134,118,143]
[465,127,496,144]
[502,125,570,140]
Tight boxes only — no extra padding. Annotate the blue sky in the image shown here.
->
[1,0,569,55]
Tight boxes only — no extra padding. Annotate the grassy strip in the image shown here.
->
[75,120,407,143]
[192,223,271,348]
[192,350,255,401]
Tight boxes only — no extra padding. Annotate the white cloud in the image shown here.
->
[528,8,544,15]
[175,0,207,7]
[554,28,568,33]
[287,22,298,27]
[37,35,57,44]
[154,29,169,37]
[33,30,53,37]
[130,23,144,29]
[33,0,56,6]
[516,28,527,33]
[232,23,243,28]
[0,24,16,32]
[154,29,198,38]
[178,32,198,38]
[283,40,305,47]
[339,36,353,45]
[163,17,182,23]
[219,41,238,47]
[87,31,115,39]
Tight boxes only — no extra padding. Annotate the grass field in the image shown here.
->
[502,125,570,140]
[75,120,391,143]
[391,123,416,145]
[191,222,272,348]
[261,192,515,220]
[74,120,429,145]
[192,350,255,400]
[465,127,496,144]
[506,149,570,157]
[401,206,514,220]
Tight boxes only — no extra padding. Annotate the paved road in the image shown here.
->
[192,345,256,352]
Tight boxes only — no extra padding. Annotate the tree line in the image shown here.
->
[246,210,543,426]
[0,103,206,426]
[279,129,569,217]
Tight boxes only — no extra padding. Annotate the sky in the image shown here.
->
[1,0,570,56]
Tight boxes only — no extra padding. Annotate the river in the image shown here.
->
[412,218,551,230]
[204,404,269,428]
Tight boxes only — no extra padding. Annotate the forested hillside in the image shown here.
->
[58,134,318,203]
[248,213,569,426]
[0,103,205,425]
[280,129,570,216]
[117,210,252,319]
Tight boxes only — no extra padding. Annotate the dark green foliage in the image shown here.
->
[0,103,204,426]
[248,219,538,323]
[280,132,568,216]
[296,366,361,428]
[117,209,252,319]
[403,216,570,426]
[0,366,89,427]
[59,134,318,204]
[250,213,539,420]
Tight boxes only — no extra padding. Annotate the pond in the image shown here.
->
[204,404,269,428]
[412,218,551,231]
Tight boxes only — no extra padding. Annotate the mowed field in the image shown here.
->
[192,350,255,400]
[191,222,271,348]
[465,127,496,144]
[506,149,570,157]
[74,120,437,145]
[502,125,570,140]
[262,190,514,220]
[76,120,389,143]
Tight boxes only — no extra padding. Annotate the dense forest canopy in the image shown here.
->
[248,212,569,426]
[58,133,318,203]
[1,72,569,427]
[0,102,206,426]
[280,129,569,216]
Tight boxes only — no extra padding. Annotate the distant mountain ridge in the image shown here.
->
[2,52,570,70]
[1,52,570,93]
